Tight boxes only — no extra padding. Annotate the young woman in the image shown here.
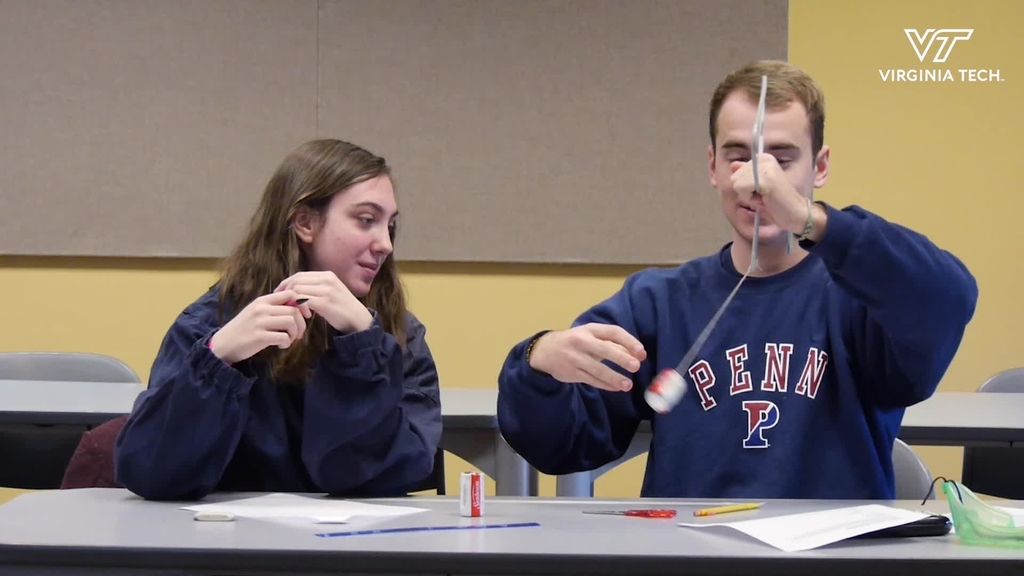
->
[114,139,442,501]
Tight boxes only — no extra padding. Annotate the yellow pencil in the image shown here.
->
[693,502,763,517]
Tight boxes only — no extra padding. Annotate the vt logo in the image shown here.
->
[904,29,973,63]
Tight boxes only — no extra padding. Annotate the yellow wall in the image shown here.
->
[787,0,1023,488]
[1,0,1020,497]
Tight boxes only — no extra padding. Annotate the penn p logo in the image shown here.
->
[904,29,973,63]
[742,400,779,450]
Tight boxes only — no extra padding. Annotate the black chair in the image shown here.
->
[961,368,1024,499]
[0,352,140,489]
[409,449,447,495]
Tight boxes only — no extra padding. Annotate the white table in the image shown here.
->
[555,391,1024,497]
[0,488,1021,575]
[0,381,536,496]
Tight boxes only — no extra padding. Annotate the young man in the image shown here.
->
[495,60,978,499]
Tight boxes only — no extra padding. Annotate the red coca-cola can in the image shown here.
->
[459,471,484,517]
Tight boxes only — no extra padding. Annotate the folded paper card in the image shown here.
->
[678,504,931,552]
[182,493,428,524]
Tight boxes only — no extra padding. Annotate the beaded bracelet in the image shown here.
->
[796,197,814,241]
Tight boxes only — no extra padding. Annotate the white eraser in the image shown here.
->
[193,511,236,522]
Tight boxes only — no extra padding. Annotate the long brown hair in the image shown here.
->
[217,139,408,383]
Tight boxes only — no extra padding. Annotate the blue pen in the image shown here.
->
[315,521,540,538]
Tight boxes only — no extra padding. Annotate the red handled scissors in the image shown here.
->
[583,509,677,518]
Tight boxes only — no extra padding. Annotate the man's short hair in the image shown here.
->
[708,60,825,156]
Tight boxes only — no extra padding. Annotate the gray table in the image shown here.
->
[556,391,1024,497]
[0,381,537,496]
[898,392,1024,446]
[437,388,538,496]
[0,379,143,426]
[7,383,1019,499]
[0,489,1021,575]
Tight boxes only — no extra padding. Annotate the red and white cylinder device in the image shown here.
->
[644,368,687,414]
[459,471,484,517]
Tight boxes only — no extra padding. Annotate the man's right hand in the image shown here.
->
[528,323,647,392]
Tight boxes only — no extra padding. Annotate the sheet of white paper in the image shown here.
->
[678,504,930,552]
[182,493,428,524]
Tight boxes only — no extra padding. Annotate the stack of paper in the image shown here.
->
[182,493,428,525]
[678,504,932,552]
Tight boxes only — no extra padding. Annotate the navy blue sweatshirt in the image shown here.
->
[114,288,442,501]
[497,203,978,499]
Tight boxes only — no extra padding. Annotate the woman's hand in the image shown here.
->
[208,290,311,364]
[275,271,374,333]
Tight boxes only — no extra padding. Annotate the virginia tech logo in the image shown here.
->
[904,29,973,63]
[879,28,1002,83]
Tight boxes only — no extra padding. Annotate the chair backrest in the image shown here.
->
[962,368,1024,499]
[0,352,138,489]
[409,449,447,495]
[977,367,1024,393]
[60,415,128,489]
[893,438,934,501]
[0,352,140,383]
[56,416,448,495]
[432,449,446,495]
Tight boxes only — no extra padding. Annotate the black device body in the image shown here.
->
[853,514,952,539]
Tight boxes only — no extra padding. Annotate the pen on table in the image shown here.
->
[315,521,540,538]
[693,502,763,517]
